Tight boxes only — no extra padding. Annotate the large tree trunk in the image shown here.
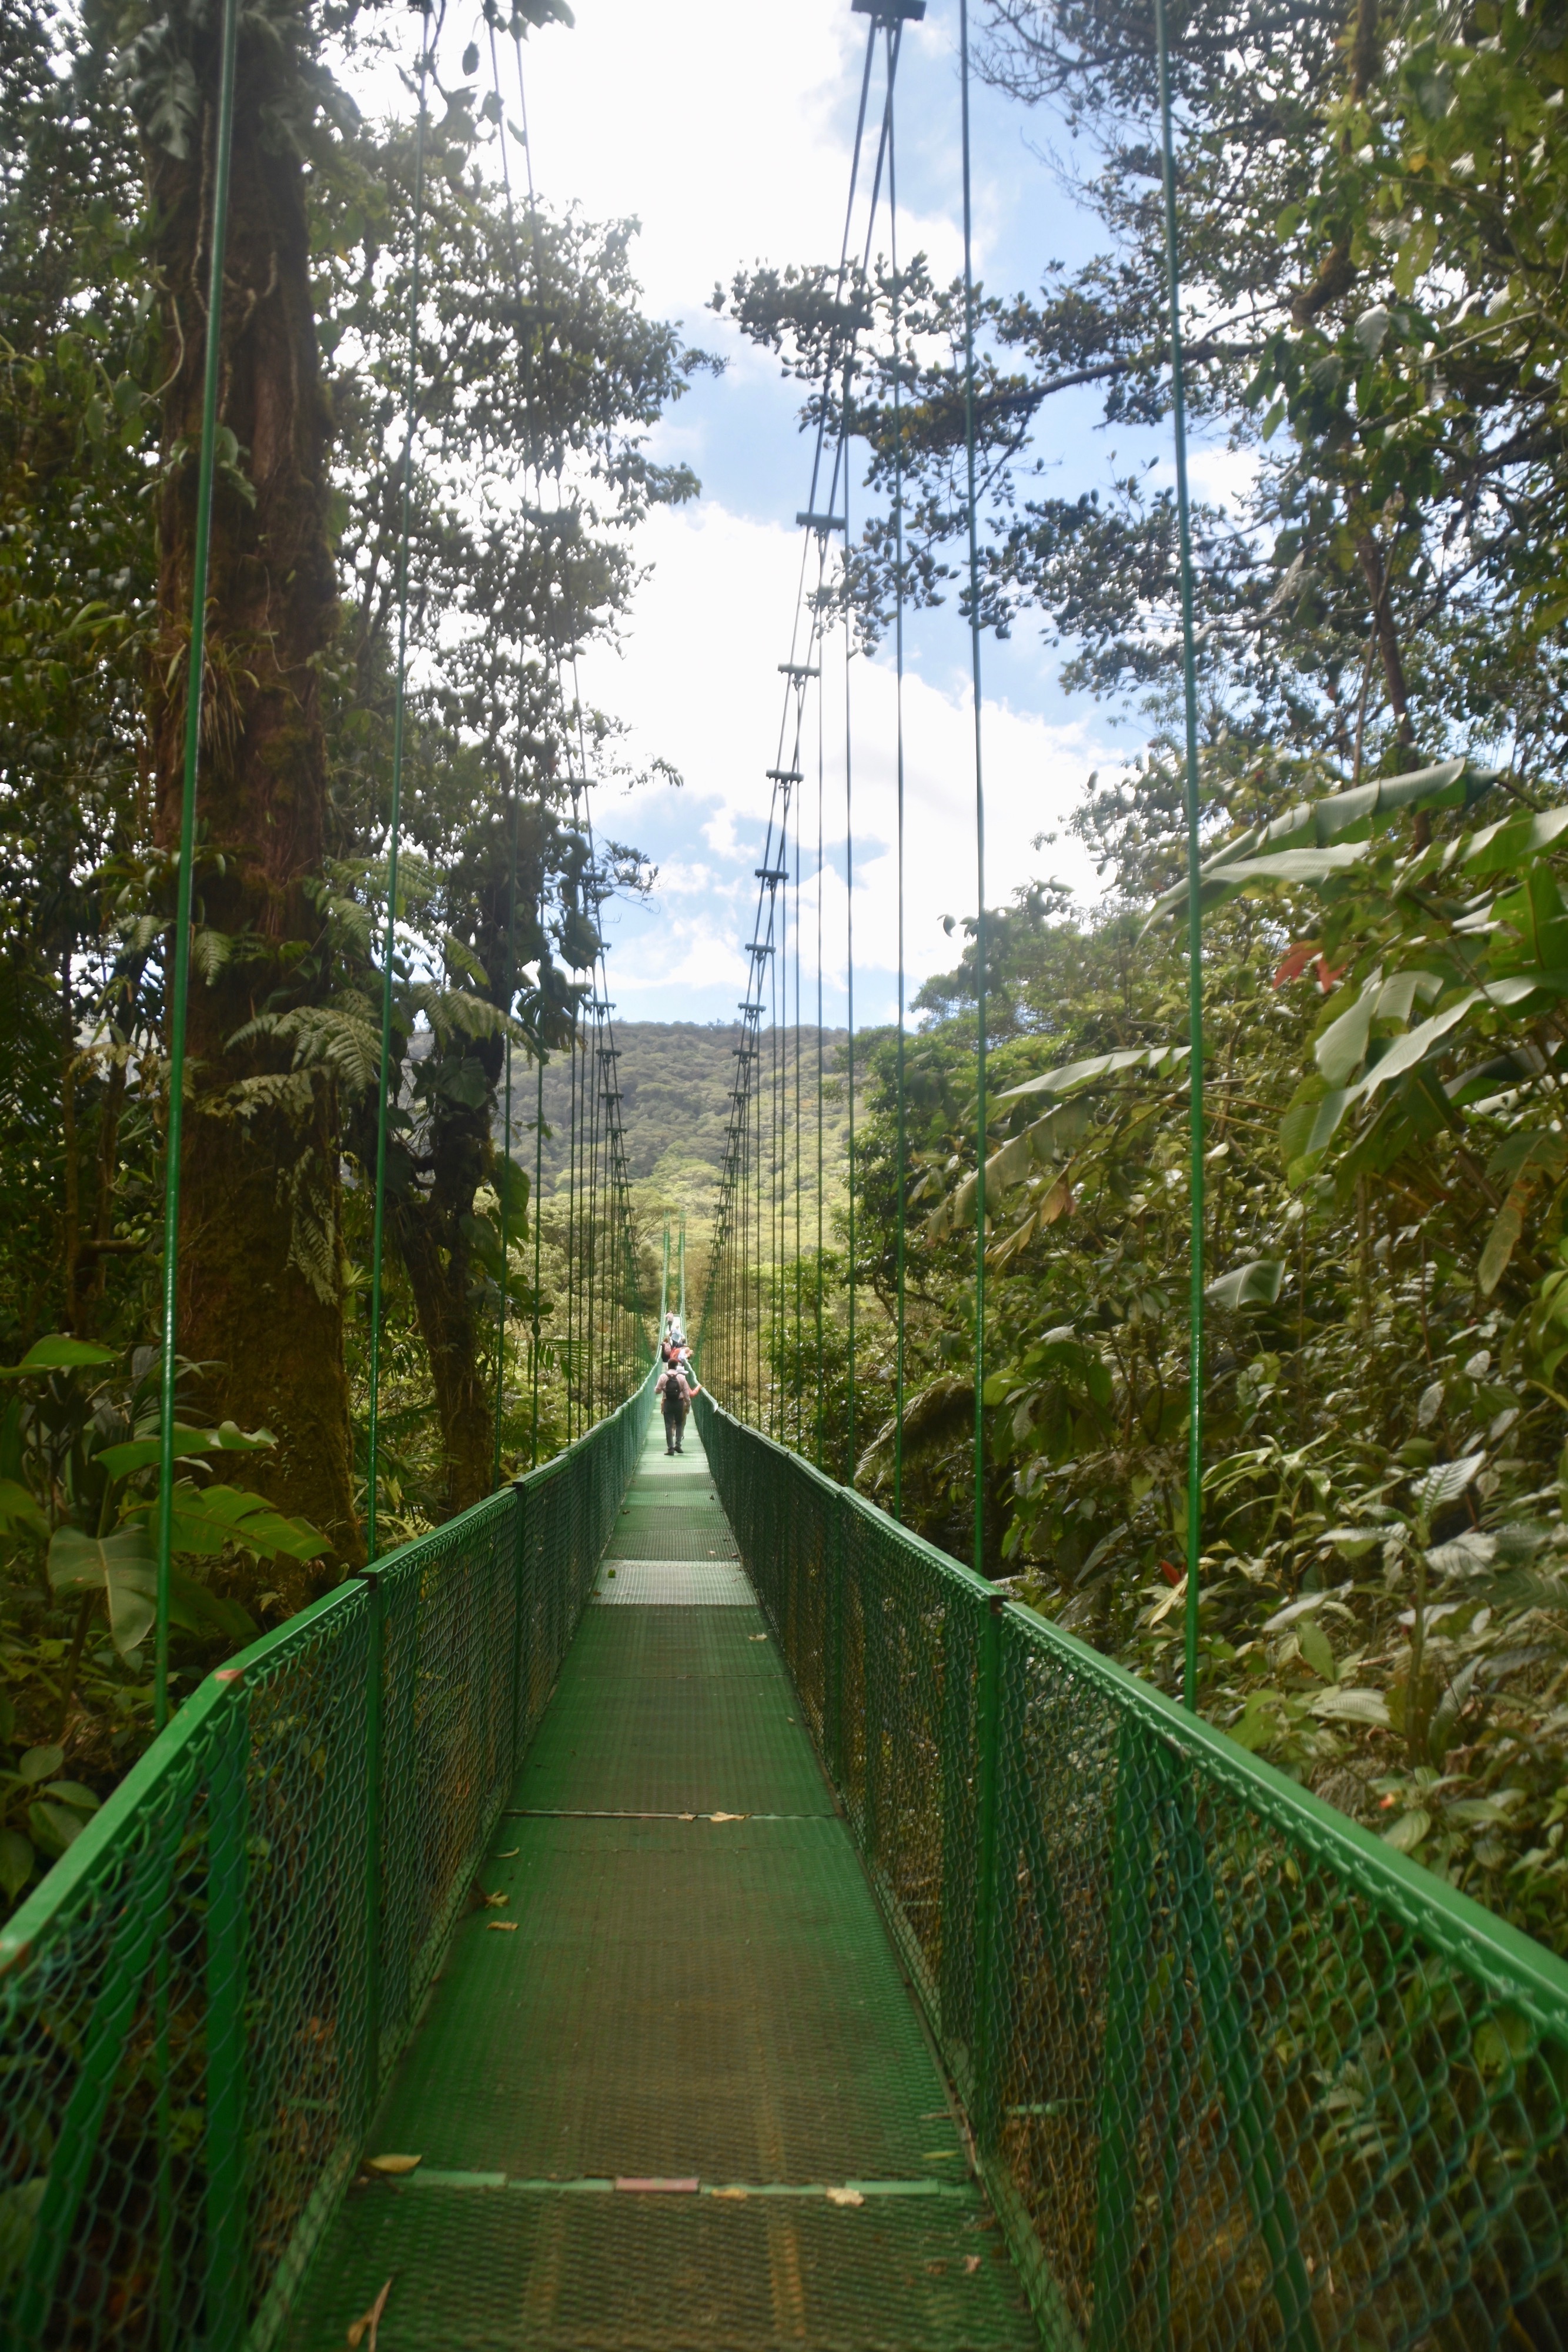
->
[391,1051,502,1516]
[146,9,357,1565]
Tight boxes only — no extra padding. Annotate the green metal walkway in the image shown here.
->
[284,1418,1038,2350]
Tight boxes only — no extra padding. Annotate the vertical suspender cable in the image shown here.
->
[365,5,433,1570]
[959,0,989,1582]
[793,775,803,1449]
[815,662,825,1469]
[493,783,519,1488]
[530,1048,544,1466]
[888,24,908,1525]
[843,476,856,1483]
[1154,0,1206,1709]
[154,0,240,1727]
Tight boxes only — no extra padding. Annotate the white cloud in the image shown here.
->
[587,502,1118,1021]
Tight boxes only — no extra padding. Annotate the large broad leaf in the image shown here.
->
[1462,804,1568,876]
[95,1420,275,1483]
[0,1335,116,1380]
[1148,757,1497,922]
[927,1102,1088,1239]
[1205,1259,1286,1312]
[1411,1453,1486,1517]
[47,1524,157,1653]
[146,1482,328,1563]
[997,1045,1188,1105]
[494,1156,530,1230]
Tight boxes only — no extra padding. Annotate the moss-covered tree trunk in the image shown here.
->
[146,6,357,1566]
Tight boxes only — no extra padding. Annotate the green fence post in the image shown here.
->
[360,1566,386,2115]
[968,1592,1005,2150]
[938,1585,978,2064]
[205,1673,250,2351]
[1088,1716,1159,2351]
[827,1489,847,1789]
[510,1479,529,1773]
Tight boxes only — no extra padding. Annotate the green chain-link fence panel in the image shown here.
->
[697,1393,1568,2352]
[0,1370,653,2352]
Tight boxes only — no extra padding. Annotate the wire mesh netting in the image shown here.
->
[0,1371,653,2352]
[697,1393,1568,2352]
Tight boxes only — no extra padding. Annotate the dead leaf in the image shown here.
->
[964,2257,982,2276]
[825,2186,864,2209]
[748,1633,768,1643]
[711,2186,748,2201]
[365,2155,421,2177]
[708,1811,748,1823]
[494,1847,519,1859]
[481,1890,509,1907]
[487,1920,519,1933]
[678,1812,697,1821]
[346,2278,392,2349]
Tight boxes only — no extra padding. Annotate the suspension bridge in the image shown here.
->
[4,0,1568,2347]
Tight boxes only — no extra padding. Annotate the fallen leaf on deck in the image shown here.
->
[964,2257,982,2275]
[826,2186,865,2209]
[678,1812,697,1821]
[346,2277,392,2348]
[365,2155,421,2176]
[494,1848,519,1859]
[711,2186,748,2200]
[708,1811,748,1823]
[748,1633,768,1643]
[487,1920,519,1933]
[482,1891,509,1907]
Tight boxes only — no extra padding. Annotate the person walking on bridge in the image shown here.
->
[657,1356,699,1455]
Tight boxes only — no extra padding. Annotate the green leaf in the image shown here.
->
[0,1832,34,1902]
[16,1746,63,1786]
[1296,1617,1338,1682]
[1382,1806,1431,1852]
[157,1483,328,1562]
[1205,1259,1286,1311]
[1462,805,1568,876]
[27,1800,89,1857]
[0,1335,116,1379]
[1478,1197,1524,1296]
[95,1422,275,1482]
[39,1782,99,1813]
[1412,1453,1486,1515]
[0,1478,46,1541]
[1309,1687,1390,1726]
[996,1045,1188,1105]
[47,1524,156,1655]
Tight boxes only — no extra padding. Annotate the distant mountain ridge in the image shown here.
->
[498,1020,852,1250]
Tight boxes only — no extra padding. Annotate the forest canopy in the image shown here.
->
[709,0,1568,1957]
[0,0,700,1906]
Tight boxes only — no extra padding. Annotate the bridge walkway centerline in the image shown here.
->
[283,1415,1038,2350]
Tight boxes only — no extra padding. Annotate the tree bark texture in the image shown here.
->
[148,12,357,1565]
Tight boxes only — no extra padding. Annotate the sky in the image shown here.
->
[364,0,1172,1026]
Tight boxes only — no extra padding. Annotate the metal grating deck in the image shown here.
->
[283,1418,1037,2350]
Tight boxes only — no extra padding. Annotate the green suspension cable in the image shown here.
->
[365,9,434,1566]
[959,0,989,1583]
[793,774,803,1451]
[154,0,240,1729]
[815,656,826,1472]
[843,472,857,1485]
[493,781,519,1489]
[1154,0,1208,1710]
[530,1045,544,1467]
[889,28,908,1526]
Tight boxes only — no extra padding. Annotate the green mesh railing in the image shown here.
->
[696,1393,1568,2352]
[0,1371,653,2352]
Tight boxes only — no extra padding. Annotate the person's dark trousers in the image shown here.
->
[663,1397,687,1454]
